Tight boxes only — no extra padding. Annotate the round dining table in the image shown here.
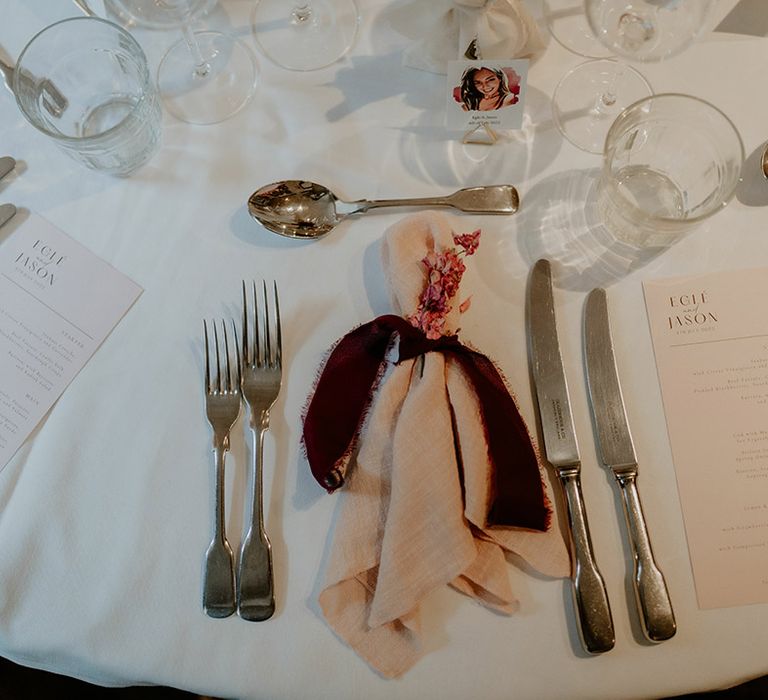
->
[0,0,767,698]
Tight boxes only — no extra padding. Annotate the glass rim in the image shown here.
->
[13,16,155,144]
[601,92,745,226]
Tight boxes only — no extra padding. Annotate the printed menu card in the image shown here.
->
[644,268,768,609]
[0,213,141,471]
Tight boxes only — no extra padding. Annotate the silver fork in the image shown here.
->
[202,319,241,619]
[239,281,282,621]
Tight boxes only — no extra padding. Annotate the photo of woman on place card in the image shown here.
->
[446,59,528,131]
[459,66,520,111]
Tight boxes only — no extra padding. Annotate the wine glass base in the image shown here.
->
[104,0,217,30]
[252,0,360,72]
[552,59,652,154]
[158,31,258,125]
[543,0,612,58]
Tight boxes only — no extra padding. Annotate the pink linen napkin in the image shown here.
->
[404,0,545,74]
[304,213,569,678]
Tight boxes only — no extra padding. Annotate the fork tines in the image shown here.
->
[203,318,241,396]
[241,280,281,369]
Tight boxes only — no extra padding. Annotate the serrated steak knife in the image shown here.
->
[527,259,614,654]
[584,287,676,642]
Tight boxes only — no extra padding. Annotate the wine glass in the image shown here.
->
[251,0,360,72]
[552,0,715,154]
[543,0,611,58]
[112,0,258,124]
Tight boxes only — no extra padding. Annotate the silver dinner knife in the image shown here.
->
[584,288,676,642]
[527,259,615,654]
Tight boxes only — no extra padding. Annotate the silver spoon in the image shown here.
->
[247,180,520,239]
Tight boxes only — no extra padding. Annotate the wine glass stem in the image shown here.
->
[599,60,627,110]
[292,4,313,24]
[182,23,211,79]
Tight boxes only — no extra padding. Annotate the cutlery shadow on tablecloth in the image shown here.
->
[491,168,671,293]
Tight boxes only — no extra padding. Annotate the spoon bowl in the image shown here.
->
[248,181,340,239]
[247,180,520,239]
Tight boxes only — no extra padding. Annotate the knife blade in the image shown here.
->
[0,156,15,182]
[584,287,676,642]
[527,259,615,654]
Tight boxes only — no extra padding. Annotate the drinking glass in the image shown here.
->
[552,0,715,153]
[13,17,161,176]
[597,94,744,247]
[112,0,258,124]
[251,0,360,72]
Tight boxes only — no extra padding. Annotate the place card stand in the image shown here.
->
[462,122,499,145]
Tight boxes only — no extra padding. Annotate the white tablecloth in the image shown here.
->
[0,1,767,698]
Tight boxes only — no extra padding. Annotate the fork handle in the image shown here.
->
[203,445,236,618]
[238,421,275,621]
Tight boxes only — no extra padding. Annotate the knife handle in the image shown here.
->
[559,470,615,654]
[615,471,677,642]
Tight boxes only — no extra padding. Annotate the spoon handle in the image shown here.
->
[349,185,519,215]
[349,196,450,212]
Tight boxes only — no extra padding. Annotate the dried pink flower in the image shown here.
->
[406,229,482,338]
[454,229,481,256]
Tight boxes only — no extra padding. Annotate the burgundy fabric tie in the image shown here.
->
[303,314,550,531]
